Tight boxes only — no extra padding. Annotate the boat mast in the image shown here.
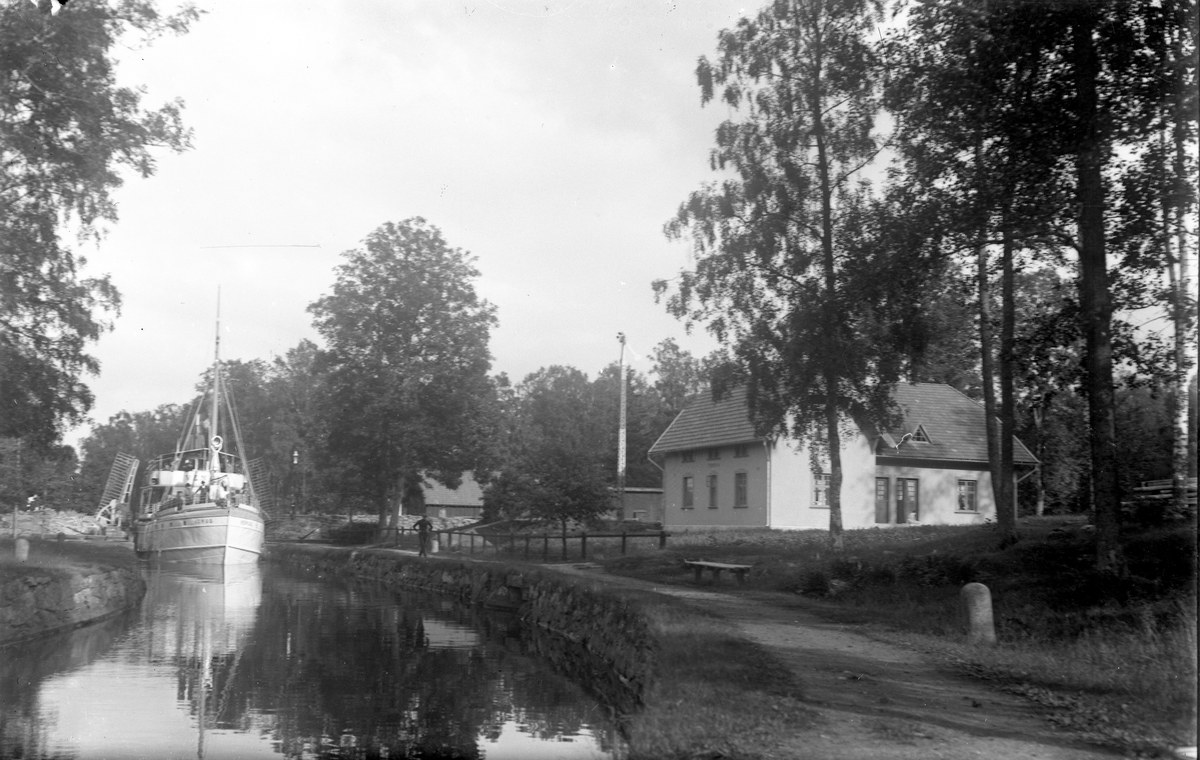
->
[208,289,221,478]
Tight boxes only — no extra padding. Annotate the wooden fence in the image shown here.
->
[380,527,670,562]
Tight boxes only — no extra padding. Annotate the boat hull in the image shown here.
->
[135,504,264,564]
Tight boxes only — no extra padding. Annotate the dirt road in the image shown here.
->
[556,563,1124,760]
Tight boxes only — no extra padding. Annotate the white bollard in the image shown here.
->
[961,582,996,645]
[430,538,439,554]
[15,537,30,562]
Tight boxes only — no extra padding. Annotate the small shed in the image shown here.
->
[423,473,485,519]
[608,487,664,523]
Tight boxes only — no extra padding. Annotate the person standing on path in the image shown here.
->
[414,516,434,557]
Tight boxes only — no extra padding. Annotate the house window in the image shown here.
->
[682,476,694,508]
[706,447,721,460]
[912,425,930,443]
[681,451,694,463]
[733,444,749,458]
[813,473,831,509]
[631,510,646,521]
[734,472,748,507]
[707,474,719,508]
[958,479,978,512]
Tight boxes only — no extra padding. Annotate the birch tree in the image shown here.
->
[658,0,901,551]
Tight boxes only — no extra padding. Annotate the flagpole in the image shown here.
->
[617,333,627,522]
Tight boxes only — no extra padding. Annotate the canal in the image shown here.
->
[0,561,623,759]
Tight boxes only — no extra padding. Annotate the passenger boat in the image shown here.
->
[131,315,266,564]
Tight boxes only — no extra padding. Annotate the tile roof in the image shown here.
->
[879,383,1038,465]
[648,382,1037,466]
[423,472,484,507]
[648,386,761,454]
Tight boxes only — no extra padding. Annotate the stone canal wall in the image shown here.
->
[264,543,655,709]
[0,563,145,646]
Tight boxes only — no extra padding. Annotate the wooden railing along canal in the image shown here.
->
[379,526,671,562]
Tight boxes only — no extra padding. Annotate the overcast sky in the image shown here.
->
[68,0,749,447]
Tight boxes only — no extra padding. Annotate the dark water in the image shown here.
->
[0,562,622,759]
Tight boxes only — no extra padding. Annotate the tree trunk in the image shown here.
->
[978,236,1002,508]
[826,396,845,551]
[998,225,1017,543]
[375,491,389,542]
[809,28,845,553]
[395,475,424,527]
[1033,403,1047,517]
[1072,13,1123,574]
[975,142,1002,510]
[1168,60,1194,516]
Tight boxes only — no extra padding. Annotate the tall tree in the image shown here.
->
[309,219,498,533]
[1111,0,1198,518]
[886,0,1083,543]
[660,0,903,550]
[0,0,198,448]
[483,366,614,530]
[264,340,326,513]
[974,0,1186,569]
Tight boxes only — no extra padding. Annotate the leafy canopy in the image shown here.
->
[1,0,199,448]
[308,218,499,514]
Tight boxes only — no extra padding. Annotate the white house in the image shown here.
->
[648,383,1038,530]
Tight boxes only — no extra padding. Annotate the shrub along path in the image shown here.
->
[553,563,1120,759]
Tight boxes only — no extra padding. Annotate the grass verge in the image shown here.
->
[606,585,817,760]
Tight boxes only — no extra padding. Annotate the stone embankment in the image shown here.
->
[265,543,653,712]
[0,563,145,646]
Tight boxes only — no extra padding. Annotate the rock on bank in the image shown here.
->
[0,540,146,646]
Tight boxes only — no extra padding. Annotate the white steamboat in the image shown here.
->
[131,316,265,564]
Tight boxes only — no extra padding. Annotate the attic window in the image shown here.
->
[912,425,930,443]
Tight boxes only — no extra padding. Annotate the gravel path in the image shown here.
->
[552,563,1121,760]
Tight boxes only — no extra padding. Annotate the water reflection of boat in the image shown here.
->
[143,562,263,659]
[145,561,263,759]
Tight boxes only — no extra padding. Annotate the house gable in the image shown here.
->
[649,386,761,455]
[876,383,1038,467]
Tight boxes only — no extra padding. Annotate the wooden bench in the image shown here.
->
[684,560,752,585]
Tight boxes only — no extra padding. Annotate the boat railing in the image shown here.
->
[146,488,261,516]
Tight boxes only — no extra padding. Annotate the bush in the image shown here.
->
[896,553,977,587]
[326,520,378,545]
[798,569,832,597]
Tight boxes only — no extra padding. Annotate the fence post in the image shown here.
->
[621,531,627,556]
[658,530,667,549]
[543,534,549,563]
[581,531,587,560]
[561,533,567,561]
